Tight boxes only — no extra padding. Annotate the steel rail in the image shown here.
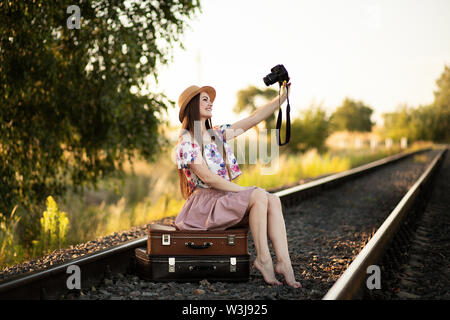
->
[0,237,147,299]
[0,148,431,299]
[322,148,446,300]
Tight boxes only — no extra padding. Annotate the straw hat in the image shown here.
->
[178,85,216,123]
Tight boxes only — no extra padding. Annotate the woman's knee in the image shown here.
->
[249,187,268,207]
[268,193,281,206]
[267,193,282,213]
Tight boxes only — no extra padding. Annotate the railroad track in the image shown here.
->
[0,147,446,300]
[323,147,446,299]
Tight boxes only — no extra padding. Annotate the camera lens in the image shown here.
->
[263,73,277,86]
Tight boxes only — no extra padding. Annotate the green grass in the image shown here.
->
[237,149,350,190]
[237,146,410,190]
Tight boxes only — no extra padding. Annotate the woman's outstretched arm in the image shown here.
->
[224,82,291,140]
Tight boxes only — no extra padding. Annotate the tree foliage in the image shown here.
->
[383,65,450,143]
[330,98,374,132]
[234,85,278,129]
[286,104,329,153]
[0,0,201,220]
[430,64,450,142]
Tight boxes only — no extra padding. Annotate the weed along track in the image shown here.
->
[0,148,447,300]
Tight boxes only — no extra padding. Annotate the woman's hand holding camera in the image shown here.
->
[279,81,291,105]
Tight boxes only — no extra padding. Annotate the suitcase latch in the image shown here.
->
[230,257,236,272]
[162,234,170,246]
[227,235,236,246]
[168,257,175,272]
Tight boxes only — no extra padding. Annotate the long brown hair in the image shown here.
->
[178,94,213,199]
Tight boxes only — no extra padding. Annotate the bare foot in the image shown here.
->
[275,261,302,288]
[253,259,282,286]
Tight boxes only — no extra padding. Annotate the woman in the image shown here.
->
[174,82,301,288]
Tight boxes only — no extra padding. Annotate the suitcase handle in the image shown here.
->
[185,242,213,249]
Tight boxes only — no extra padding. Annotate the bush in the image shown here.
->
[32,196,69,256]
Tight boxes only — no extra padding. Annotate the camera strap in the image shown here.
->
[276,86,291,146]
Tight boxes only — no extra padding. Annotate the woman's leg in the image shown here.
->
[266,193,301,288]
[247,188,281,285]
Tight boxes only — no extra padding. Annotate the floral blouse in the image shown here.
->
[175,124,242,193]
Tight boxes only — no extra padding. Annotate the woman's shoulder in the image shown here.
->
[176,130,201,151]
[177,129,194,142]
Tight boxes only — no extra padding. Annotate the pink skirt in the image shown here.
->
[175,186,259,231]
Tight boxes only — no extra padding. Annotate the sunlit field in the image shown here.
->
[1,141,433,269]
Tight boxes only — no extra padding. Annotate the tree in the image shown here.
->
[0,1,201,231]
[431,64,450,142]
[234,85,279,129]
[382,64,450,143]
[286,104,329,153]
[382,104,421,141]
[330,98,374,132]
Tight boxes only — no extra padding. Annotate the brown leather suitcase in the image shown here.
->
[134,247,251,282]
[147,224,249,256]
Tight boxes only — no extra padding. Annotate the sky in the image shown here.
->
[145,0,450,128]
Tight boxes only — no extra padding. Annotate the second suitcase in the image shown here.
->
[147,224,249,256]
[135,247,251,282]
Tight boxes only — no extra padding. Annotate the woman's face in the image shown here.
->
[199,92,213,120]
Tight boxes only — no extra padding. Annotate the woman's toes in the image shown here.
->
[275,262,301,288]
[287,281,302,288]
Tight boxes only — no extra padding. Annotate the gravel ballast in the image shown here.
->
[1,150,445,300]
[66,150,442,300]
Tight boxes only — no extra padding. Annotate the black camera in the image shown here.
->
[263,64,290,86]
[262,64,291,146]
